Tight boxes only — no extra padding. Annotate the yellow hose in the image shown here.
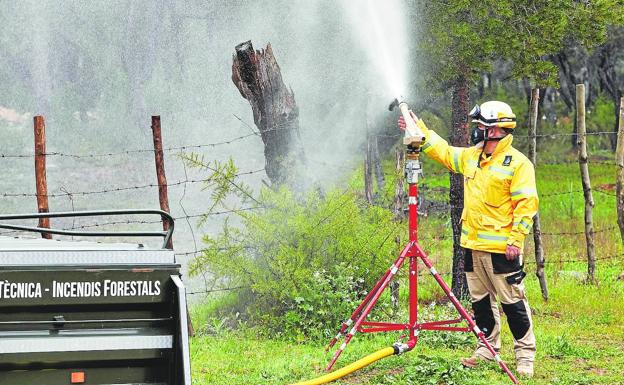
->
[290,346,396,385]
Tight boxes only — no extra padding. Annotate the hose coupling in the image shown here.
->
[392,342,411,355]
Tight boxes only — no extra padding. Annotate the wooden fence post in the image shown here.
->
[151,116,173,249]
[33,115,51,239]
[576,84,596,282]
[390,236,401,315]
[528,89,548,300]
[151,116,194,336]
[616,97,624,243]
[372,136,385,194]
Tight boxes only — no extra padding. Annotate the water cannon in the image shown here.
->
[389,98,425,147]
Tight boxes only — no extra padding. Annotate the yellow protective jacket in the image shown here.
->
[419,125,539,254]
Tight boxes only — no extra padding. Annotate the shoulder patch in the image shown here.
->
[503,155,512,166]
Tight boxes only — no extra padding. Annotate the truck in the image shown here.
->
[0,210,191,385]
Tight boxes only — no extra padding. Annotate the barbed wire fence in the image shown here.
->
[0,118,293,299]
[0,114,623,299]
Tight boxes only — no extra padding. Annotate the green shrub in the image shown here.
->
[190,186,404,340]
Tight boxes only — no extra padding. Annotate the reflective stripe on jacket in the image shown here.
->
[421,128,539,254]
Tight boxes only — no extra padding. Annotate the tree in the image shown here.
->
[596,27,624,149]
[231,41,304,187]
[414,0,623,297]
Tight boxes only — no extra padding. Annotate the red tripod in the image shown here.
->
[325,147,519,384]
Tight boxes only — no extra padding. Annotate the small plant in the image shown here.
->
[401,355,483,385]
[545,334,592,359]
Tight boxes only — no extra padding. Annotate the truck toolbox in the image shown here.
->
[0,210,191,385]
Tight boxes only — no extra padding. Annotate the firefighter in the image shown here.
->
[398,101,538,377]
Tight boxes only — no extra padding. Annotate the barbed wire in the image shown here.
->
[518,131,618,138]
[526,252,623,264]
[0,168,265,198]
[594,189,617,198]
[174,245,256,257]
[540,225,618,236]
[386,186,606,199]
[186,286,248,295]
[0,125,295,159]
[49,207,263,232]
[540,189,583,198]
[539,159,616,166]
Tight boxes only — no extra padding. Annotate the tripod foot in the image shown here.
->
[494,355,519,384]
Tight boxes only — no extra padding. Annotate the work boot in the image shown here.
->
[460,354,493,369]
[516,360,534,378]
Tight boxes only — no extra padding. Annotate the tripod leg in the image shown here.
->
[325,241,414,371]
[326,268,391,351]
[414,244,519,384]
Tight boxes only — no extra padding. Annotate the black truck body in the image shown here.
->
[0,210,191,385]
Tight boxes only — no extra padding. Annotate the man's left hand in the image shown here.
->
[505,245,521,261]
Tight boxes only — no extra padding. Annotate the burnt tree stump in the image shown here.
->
[232,41,302,186]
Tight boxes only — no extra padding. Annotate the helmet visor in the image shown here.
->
[469,104,516,125]
[468,105,480,119]
[468,104,492,125]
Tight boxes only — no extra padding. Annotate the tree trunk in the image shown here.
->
[232,41,302,186]
[450,74,470,299]
[612,92,621,151]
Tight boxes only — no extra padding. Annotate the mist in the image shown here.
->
[0,0,417,292]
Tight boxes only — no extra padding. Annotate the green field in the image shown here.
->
[189,159,624,385]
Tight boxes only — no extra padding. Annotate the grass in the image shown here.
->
[190,261,624,385]
[188,158,624,385]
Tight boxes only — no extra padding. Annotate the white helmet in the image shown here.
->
[469,101,516,129]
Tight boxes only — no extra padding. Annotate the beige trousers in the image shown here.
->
[466,250,536,364]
